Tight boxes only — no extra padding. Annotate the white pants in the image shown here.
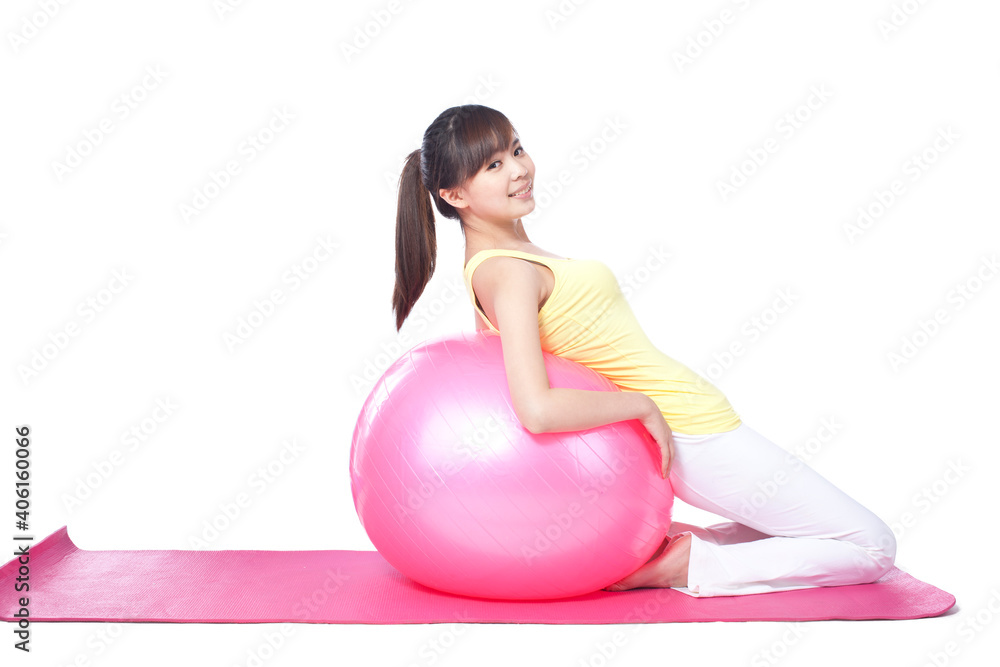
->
[666,422,897,597]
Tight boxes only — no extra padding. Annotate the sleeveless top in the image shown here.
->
[462,249,742,435]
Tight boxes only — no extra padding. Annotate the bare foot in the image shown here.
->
[644,535,671,564]
[602,533,691,591]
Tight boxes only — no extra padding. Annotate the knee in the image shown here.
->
[862,519,897,579]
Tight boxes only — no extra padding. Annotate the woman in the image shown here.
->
[391,104,897,597]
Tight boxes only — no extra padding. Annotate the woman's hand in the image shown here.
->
[639,399,675,479]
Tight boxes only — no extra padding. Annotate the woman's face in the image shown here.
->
[442,135,535,225]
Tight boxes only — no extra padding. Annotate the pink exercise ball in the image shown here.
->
[349,330,673,600]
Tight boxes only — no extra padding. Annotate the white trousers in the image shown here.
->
[665,422,897,597]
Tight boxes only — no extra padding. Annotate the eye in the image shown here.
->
[486,146,525,170]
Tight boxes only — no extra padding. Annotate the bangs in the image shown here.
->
[449,109,516,185]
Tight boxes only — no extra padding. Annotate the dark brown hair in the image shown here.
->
[392,104,517,331]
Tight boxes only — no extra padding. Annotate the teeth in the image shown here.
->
[510,184,532,197]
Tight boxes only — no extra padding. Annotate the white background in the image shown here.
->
[2,0,998,665]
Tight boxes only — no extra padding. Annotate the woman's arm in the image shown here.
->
[538,386,656,433]
[473,255,674,477]
[472,256,653,432]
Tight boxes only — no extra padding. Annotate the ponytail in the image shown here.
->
[391,105,517,332]
[392,148,437,332]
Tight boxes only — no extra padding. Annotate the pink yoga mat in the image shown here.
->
[1,526,954,624]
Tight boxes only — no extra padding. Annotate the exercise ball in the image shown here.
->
[349,330,673,600]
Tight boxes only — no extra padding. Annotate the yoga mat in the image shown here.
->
[1,526,954,624]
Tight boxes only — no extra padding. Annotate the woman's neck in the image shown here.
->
[463,218,532,251]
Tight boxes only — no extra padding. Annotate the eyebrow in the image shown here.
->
[494,137,520,157]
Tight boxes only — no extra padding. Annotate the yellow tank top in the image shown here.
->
[462,249,742,435]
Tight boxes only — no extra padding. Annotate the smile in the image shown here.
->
[509,182,533,198]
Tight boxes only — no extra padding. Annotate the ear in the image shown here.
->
[439,186,468,209]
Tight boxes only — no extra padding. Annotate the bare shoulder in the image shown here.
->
[470,255,544,312]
